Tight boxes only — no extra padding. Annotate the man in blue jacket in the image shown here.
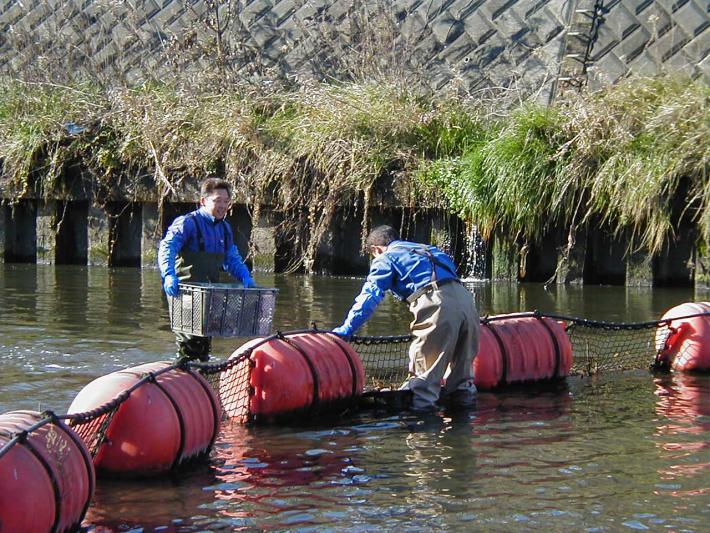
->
[333,225,479,411]
[158,177,256,361]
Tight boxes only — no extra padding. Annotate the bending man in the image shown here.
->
[333,225,479,411]
[158,177,256,361]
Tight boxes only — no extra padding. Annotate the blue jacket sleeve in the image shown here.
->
[158,216,190,279]
[225,244,255,287]
[337,255,394,336]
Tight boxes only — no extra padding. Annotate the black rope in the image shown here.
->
[352,334,413,345]
[49,412,95,524]
[277,332,320,409]
[148,373,187,470]
[184,367,222,451]
[482,321,509,385]
[19,423,64,532]
[327,332,360,397]
[534,313,563,378]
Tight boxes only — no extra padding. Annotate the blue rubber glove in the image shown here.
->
[243,278,258,289]
[163,274,180,297]
[332,325,352,342]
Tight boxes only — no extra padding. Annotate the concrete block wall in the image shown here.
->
[586,0,709,89]
[0,0,573,99]
[1,1,706,97]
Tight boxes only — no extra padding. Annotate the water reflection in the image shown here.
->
[84,465,217,531]
[401,410,480,507]
[208,422,361,527]
[2,264,709,531]
[653,374,710,499]
[0,264,39,323]
[57,266,90,329]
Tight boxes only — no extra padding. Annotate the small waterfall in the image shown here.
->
[462,224,487,281]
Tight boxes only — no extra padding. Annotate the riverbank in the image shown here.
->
[0,75,708,287]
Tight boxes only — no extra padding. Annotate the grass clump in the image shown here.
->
[1,74,707,273]
[0,82,107,197]
[416,74,709,261]
[565,76,710,252]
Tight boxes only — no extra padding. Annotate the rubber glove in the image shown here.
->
[163,274,180,297]
[243,278,258,289]
[332,325,352,342]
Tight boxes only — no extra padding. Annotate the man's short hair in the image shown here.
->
[200,177,231,198]
[366,225,399,247]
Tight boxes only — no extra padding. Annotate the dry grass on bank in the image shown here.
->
[0,75,707,270]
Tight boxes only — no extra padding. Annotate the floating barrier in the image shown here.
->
[655,302,710,372]
[474,314,573,389]
[220,332,365,423]
[0,410,95,533]
[68,361,221,476]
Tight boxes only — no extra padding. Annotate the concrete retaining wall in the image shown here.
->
[1,1,707,98]
[1,197,708,292]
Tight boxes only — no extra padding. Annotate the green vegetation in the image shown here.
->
[0,75,707,271]
[416,76,709,256]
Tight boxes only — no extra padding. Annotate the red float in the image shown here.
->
[220,332,365,422]
[68,361,221,476]
[0,410,95,533]
[474,315,573,389]
[655,302,710,372]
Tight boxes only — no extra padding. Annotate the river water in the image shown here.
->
[1,264,708,532]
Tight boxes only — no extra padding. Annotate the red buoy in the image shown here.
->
[656,302,710,372]
[220,332,365,423]
[474,315,573,389]
[68,361,221,476]
[0,410,95,533]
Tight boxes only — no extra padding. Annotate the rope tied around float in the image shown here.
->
[3,312,709,460]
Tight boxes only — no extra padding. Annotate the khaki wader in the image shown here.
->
[400,281,480,409]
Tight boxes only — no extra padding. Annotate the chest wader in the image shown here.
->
[173,216,228,362]
[389,244,460,304]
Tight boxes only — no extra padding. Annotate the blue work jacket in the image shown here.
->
[157,208,254,286]
[336,240,459,336]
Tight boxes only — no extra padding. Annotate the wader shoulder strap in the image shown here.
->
[188,213,206,252]
[393,244,459,282]
[221,220,232,254]
[188,214,229,254]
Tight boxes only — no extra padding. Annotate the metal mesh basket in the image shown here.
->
[169,283,278,337]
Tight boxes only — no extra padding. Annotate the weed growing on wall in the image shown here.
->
[415,75,710,268]
[0,74,707,273]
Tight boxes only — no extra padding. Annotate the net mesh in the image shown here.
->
[3,312,707,460]
[350,313,691,388]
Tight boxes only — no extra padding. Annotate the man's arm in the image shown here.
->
[224,244,256,288]
[333,255,394,337]
[158,216,189,279]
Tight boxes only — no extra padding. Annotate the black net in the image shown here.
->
[351,312,710,389]
[68,410,118,457]
[4,312,707,462]
[352,334,412,389]
[197,351,254,424]
[563,315,665,376]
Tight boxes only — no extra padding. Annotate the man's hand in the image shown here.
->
[243,279,258,289]
[332,325,352,342]
[163,275,180,297]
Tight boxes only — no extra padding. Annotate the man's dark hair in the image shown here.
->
[366,225,399,247]
[200,177,231,198]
